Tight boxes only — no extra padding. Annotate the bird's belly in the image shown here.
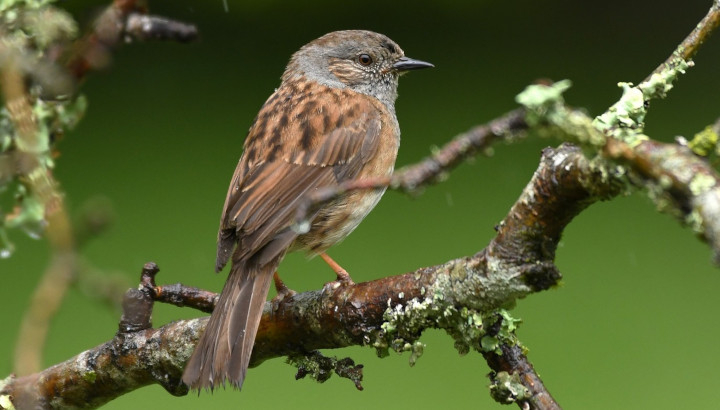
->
[292,113,400,255]
[293,185,388,254]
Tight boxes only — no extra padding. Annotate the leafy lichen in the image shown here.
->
[688,126,718,158]
[593,82,648,145]
[689,173,716,196]
[638,57,693,100]
[515,80,606,147]
[374,268,524,365]
[593,56,693,147]
[0,374,14,409]
[489,371,531,404]
[83,370,97,384]
[286,351,364,390]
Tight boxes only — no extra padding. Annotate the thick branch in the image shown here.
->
[1,144,616,410]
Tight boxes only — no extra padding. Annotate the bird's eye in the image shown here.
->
[357,54,373,66]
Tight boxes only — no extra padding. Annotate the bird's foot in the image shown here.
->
[272,272,297,305]
[320,252,355,289]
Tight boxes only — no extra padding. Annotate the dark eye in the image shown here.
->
[357,54,373,66]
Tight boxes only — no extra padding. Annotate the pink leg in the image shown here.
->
[320,252,355,285]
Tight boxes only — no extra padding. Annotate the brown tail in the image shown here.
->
[182,261,274,391]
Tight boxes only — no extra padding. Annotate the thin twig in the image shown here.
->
[124,13,198,43]
[596,1,720,261]
[295,108,528,228]
[65,0,198,79]
[141,262,218,314]
[484,343,560,410]
[644,1,720,82]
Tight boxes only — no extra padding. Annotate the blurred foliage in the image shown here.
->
[0,0,85,257]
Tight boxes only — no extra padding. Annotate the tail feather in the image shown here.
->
[182,261,275,390]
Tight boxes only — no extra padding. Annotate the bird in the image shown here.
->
[182,29,433,391]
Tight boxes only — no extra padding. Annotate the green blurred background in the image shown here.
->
[3,0,720,408]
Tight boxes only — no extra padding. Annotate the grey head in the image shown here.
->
[282,30,433,108]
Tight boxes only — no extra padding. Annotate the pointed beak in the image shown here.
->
[393,56,434,72]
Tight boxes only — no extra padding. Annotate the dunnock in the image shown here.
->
[182,29,432,391]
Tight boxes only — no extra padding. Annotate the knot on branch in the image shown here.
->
[117,262,158,334]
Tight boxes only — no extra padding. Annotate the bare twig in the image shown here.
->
[392,108,528,191]
[141,262,218,314]
[644,0,720,82]
[65,0,198,79]
[295,108,528,229]
[124,13,198,43]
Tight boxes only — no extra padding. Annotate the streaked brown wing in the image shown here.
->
[216,84,382,271]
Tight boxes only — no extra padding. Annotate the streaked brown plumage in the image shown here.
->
[182,30,432,391]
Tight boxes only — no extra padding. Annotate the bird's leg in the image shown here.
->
[272,272,296,303]
[320,252,355,286]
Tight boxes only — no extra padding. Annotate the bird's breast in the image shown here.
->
[293,108,400,254]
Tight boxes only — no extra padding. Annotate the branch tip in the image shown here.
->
[140,261,160,290]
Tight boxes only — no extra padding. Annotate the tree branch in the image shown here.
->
[644,0,720,82]
[1,140,618,409]
[66,0,198,79]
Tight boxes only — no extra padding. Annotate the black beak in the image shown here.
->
[393,56,434,71]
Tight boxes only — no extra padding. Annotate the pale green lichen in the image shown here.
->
[83,370,97,384]
[638,57,693,100]
[593,56,692,147]
[688,126,718,158]
[374,294,435,361]
[644,178,684,219]
[0,394,13,410]
[0,374,14,409]
[447,306,488,355]
[689,173,716,196]
[515,79,572,118]
[584,157,633,200]
[489,371,531,404]
[454,307,522,356]
[685,175,720,237]
[0,0,55,13]
[593,82,648,145]
[658,174,673,190]
[0,94,86,251]
[0,0,85,257]
[515,80,606,147]
[686,208,705,235]
[374,269,524,362]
